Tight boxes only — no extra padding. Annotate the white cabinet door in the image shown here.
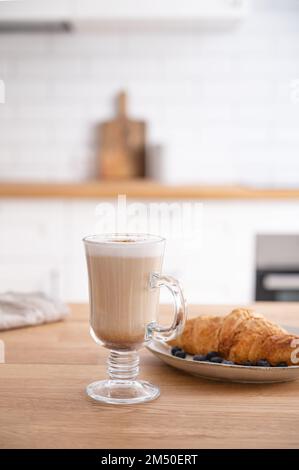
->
[0,200,65,297]
[0,0,248,29]
[73,0,248,20]
[0,198,298,304]
[0,0,73,20]
[0,200,64,259]
[0,263,63,298]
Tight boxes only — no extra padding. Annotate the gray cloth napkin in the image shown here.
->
[0,291,69,331]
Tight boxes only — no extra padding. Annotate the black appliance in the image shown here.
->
[255,235,299,302]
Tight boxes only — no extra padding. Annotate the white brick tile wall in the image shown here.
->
[0,0,298,184]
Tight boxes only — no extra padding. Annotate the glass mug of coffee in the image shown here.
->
[83,233,187,404]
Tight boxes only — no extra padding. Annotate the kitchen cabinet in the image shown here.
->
[0,1,73,20]
[0,0,248,27]
[73,0,248,22]
[0,198,299,304]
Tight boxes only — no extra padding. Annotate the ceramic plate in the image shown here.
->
[147,325,299,383]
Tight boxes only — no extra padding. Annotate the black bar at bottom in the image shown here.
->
[0,449,298,465]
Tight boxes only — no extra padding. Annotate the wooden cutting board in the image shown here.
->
[99,91,146,179]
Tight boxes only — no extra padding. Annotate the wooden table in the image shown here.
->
[0,303,299,449]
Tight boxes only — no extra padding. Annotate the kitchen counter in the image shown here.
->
[0,303,299,449]
[1,182,299,199]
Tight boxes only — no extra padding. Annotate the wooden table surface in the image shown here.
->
[0,303,299,449]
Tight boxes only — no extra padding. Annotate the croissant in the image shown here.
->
[169,308,299,366]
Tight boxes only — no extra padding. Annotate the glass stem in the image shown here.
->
[107,350,139,381]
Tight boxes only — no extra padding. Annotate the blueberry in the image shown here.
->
[256,359,270,367]
[193,354,208,362]
[175,350,186,359]
[276,362,288,367]
[206,351,219,360]
[242,361,253,367]
[222,360,234,365]
[171,346,182,356]
[210,356,223,363]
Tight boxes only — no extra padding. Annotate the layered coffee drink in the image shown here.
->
[83,233,187,404]
[85,237,163,351]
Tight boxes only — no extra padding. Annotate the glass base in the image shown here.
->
[86,379,160,405]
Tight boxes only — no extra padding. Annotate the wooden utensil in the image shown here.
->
[99,91,146,179]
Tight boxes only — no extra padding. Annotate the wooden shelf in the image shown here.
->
[0,181,299,199]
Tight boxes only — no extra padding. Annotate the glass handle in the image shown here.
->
[148,273,187,342]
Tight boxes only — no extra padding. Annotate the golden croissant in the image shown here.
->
[169,308,299,366]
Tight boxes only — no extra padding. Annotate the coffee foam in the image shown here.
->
[84,235,165,258]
